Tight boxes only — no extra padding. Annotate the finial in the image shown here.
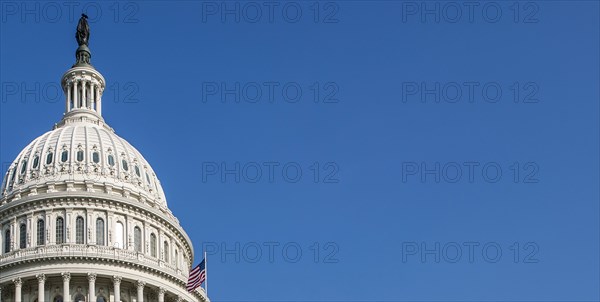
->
[74,13,92,67]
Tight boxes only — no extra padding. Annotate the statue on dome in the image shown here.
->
[76,14,90,46]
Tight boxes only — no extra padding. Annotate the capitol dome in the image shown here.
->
[0,16,208,302]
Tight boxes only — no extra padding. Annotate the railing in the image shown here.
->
[0,244,186,281]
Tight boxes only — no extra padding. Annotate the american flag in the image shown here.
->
[187,258,206,292]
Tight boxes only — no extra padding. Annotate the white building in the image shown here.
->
[0,17,208,302]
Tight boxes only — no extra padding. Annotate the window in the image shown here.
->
[146,172,151,185]
[33,155,40,169]
[4,229,10,253]
[135,165,141,177]
[92,152,100,163]
[115,222,124,249]
[20,160,27,174]
[150,233,157,257]
[19,223,26,249]
[37,219,45,246]
[96,297,106,302]
[76,216,84,244]
[122,159,129,171]
[108,155,115,166]
[61,150,68,162]
[164,241,169,262]
[53,295,63,302]
[77,150,84,162]
[56,217,64,244]
[46,152,54,165]
[175,249,179,267]
[134,227,142,252]
[96,218,105,246]
[73,293,85,302]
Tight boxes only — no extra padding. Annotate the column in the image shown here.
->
[73,80,78,109]
[36,274,46,302]
[62,272,71,301]
[113,276,122,302]
[92,84,98,111]
[82,81,87,109]
[67,82,72,112]
[136,281,145,302]
[158,287,165,302]
[88,273,97,302]
[12,278,22,302]
[97,88,102,116]
[73,79,79,109]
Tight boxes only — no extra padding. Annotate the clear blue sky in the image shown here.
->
[1,1,599,301]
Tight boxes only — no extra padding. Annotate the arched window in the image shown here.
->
[56,217,65,244]
[150,233,157,257]
[96,296,106,302]
[61,150,69,162]
[164,241,169,262]
[20,160,28,174]
[134,226,142,252]
[46,152,54,165]
[53,294,63,302]
[76,217,85,244]
[92,152,100,164]
[96,218,105,246]
[19,223,26,249]
[37,219,45,246]
[4,229,10,253]
[122,159,129,171]
[107,154,115,167]
[115,222,124,249]
[33,155,40,169]
[73,293,85,302]
[135,165,141,177]
[77,150,84,162]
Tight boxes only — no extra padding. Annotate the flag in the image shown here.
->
[187,259,206,292]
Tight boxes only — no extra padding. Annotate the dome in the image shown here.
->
[0,15,207,302]
[1,115,168,209]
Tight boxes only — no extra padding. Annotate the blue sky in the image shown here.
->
[1,1,599,301]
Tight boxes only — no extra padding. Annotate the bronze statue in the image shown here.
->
[75,14,89,46]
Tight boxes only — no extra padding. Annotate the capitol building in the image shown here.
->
[0,17,209,302]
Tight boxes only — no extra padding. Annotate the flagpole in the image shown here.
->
[204,251,208,296]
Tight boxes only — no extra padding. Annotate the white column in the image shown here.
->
[67,82,72,112]
[136,281,145,302]
[73,80,79,109]
[97,87,102,116]
[158,287,165,302]
[62,272,71,301]
[36,274,46,302]
[13,278,22,302]
[82,80,87,109]
[88,273,97,302]
[113,276,122,302]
